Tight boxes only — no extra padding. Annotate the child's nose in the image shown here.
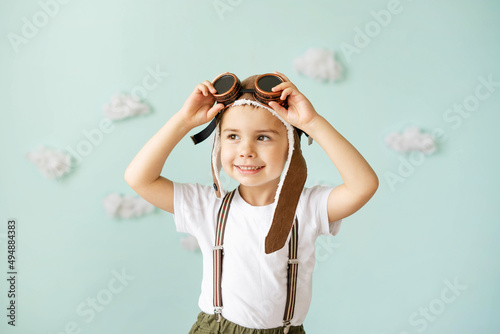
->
[239,141,255,158]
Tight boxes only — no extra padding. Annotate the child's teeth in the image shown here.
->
[239,166,261,170]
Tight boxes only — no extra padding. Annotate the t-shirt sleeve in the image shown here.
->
[300,185,343,237]
[172,182,216,235]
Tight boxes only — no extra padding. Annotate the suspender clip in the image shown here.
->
[213,245,224,255]
[214,307,223,323]
[283,320,291,333]
[287,259,299,265]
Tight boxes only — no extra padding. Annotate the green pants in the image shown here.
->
[188,312,306,334]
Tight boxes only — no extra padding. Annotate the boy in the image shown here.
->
[124,71,378,333]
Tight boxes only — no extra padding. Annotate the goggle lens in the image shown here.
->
[257,75,283,92]
[213,75,235,94]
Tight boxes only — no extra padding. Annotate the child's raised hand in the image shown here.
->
[268,71,320,132]
[179,79,225,129]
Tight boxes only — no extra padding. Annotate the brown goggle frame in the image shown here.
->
[212,72,288,109]
[190,73,292,145]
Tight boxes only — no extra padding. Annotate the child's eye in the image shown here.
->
[227,134,239,140]
[258,135,271,141]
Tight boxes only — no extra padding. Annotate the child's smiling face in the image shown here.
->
[220,104,288,193]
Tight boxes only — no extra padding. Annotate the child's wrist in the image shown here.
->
[302,114,326,134]
[172,111,196,133]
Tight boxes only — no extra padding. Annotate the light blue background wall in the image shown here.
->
[1,0,499,333]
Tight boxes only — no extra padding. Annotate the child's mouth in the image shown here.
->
[235,165,264,174]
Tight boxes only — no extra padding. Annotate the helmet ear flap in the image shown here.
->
[211,121,224,199]
[211,162,222,198]
[265,130,307,254]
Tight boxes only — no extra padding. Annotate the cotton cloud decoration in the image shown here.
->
[103,93,150,120]
[180,234,200,251]
[103,193,155,219]
[26,145,72,179]
[385,126,437,154]
[293,48,343,82]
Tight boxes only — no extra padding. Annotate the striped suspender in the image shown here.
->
[213,190,235,322]
[213,190,299,330]
[283,218,299,333]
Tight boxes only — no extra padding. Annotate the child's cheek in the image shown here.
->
[220,146,233,169]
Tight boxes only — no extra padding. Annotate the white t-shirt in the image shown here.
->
[173,182,342,329]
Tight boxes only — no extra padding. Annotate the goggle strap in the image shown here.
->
[239,88,254,93]
[190,113,219,145]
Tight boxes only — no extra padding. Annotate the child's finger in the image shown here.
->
[280,87,294,100]
[195,83,209,97]
[268,101,288,119]
[202,80,218,95]
[271,81,294,92]
[207,103,224,120]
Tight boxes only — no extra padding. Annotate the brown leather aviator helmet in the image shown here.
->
[207,73,308,254]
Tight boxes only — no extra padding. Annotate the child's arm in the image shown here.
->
[124,80,224,214]
[269,72,379,223]
[300,115,378,222]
